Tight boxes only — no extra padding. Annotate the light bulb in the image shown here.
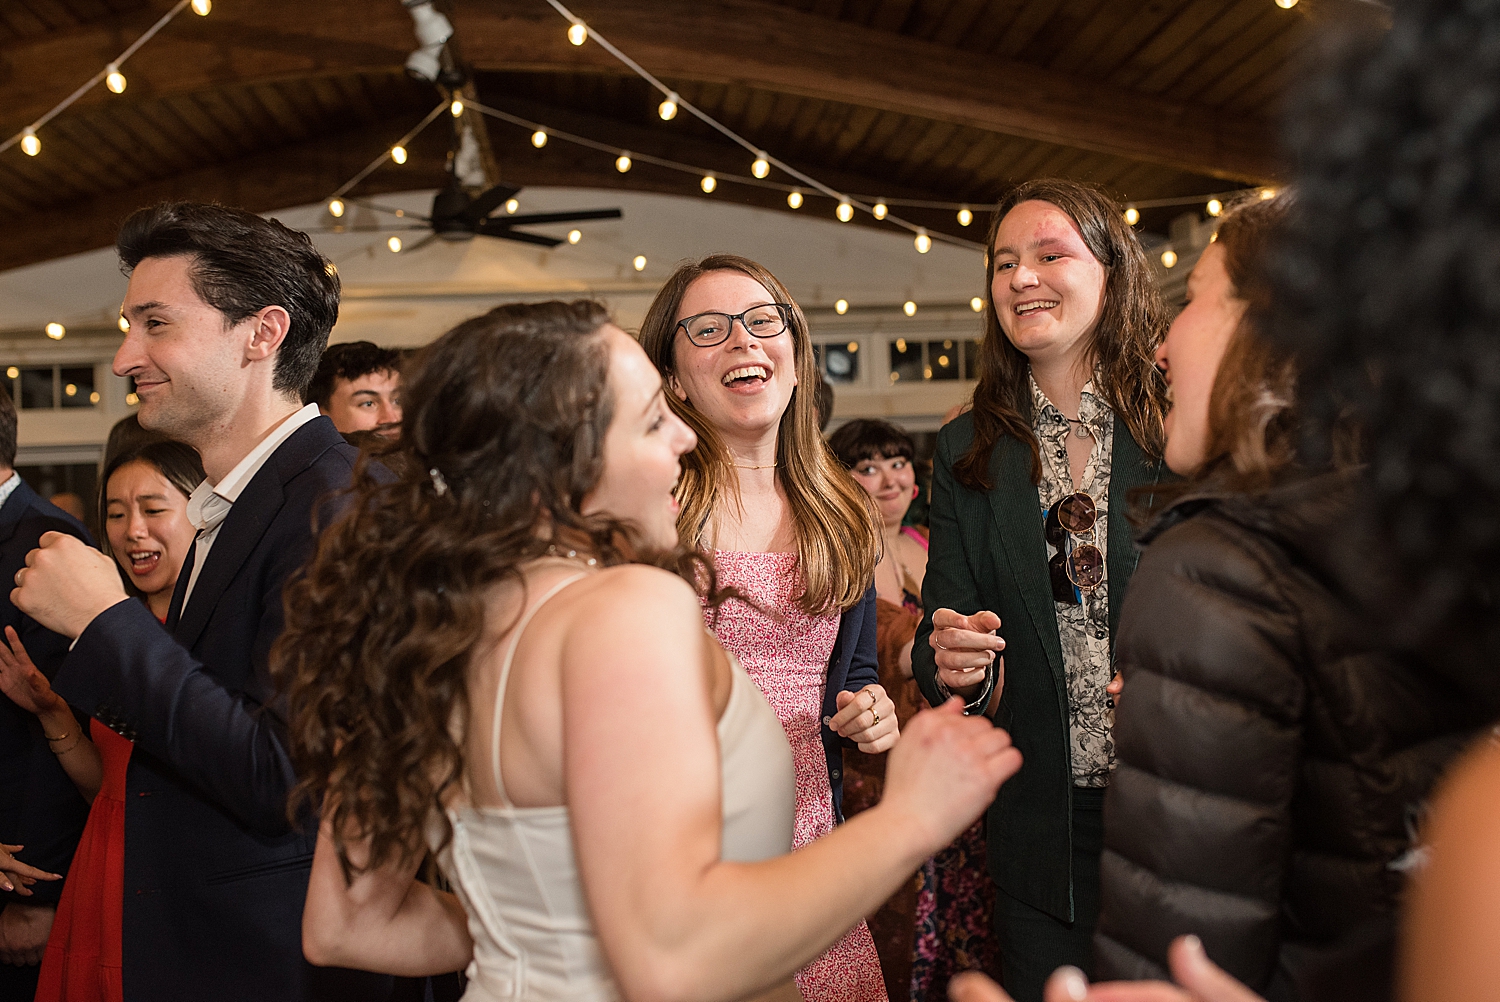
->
[914,229,932,254]
[903,301,917,317]
[388,236,403,253]
[957,206,973,227]
[568,22,588,45]
[328,198,346,218]
[836,201,854,223]
[873,202,888,220]
[4,367,16,379]
[1275,0,1297,8]
[106,64,126,94]
[1260,187,1277,200]
[970,297,984,312]
[126,392,139,406]
[20,129,39,157]
[632,255,647,272]
[191,0,211,14]
[701,175,717,193]
[751,153,770,179]
[615,153,632,173]
[505,198,519,213]
[390,145,408,165]
[847,341,859,353]
[45,322,65,340]
[117,316,129,333]
[65,383,77,397]
[787,190,803,209]
[1206,198,1223,216]
[1161,248,1178,268]
[659,93,679,121]
[567,229,582,244]
[1123,206,1140,226]
[90,391,101,404]
[450,97,463,117]
[834,299,849,315]
[531,130,548,148]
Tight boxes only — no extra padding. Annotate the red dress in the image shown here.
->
[34,710,135,1001]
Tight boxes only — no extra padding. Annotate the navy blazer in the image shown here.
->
[51,417,392,1002]
[0,481,91,913]
[821,584,879,820]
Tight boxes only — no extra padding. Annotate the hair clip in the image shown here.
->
[428,467,448,496]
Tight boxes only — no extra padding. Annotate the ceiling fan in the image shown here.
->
[404,176,623,252]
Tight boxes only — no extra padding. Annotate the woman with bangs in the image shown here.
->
[639,256,899,1002]
[912,180,1173,1002]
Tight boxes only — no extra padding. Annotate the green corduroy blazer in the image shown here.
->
[913,409,1169,924]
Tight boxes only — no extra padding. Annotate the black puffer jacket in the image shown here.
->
[1094,473,1489,1001]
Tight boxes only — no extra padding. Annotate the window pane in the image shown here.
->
[888,338,923,384]
[927,340,960,381]
[20,367,54,410]
[60,367,96,408]
[823,342,859,384]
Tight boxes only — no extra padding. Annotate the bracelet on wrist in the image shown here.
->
[44,730,75,742]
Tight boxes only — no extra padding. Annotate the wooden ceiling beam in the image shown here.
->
[1,0,1281,184]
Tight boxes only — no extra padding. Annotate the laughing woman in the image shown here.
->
[640,256,894,1002]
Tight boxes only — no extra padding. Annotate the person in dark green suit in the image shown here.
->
[912,179,1172,1002]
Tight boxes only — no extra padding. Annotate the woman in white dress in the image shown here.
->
[275,301,1022,1002]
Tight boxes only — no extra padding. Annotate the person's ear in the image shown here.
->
[243,306,291,365]
[667,371,688,404]
[912,484,920,499]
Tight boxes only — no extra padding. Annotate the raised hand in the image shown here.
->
[929,608,1006,698]
[829,684,898,753]
[11,531,129,640]
[880,698,1022,854]
[0,625,63,717]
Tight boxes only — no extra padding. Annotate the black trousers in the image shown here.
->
[993,786,1105,1002]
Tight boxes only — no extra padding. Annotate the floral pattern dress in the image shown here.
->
[709,550,888,1002]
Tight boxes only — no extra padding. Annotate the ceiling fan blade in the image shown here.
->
[499,209,623,226]
[402,232,441,253]
[475,225,565,247]
[353,200,432,223]
[462,184,524,225]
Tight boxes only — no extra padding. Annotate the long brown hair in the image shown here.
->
[957,179,1169,489]
[276,300,719,879]
[1199,193,1300,485]
[638,254,879,614]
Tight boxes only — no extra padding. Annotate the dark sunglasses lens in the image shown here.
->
[1057,493,1097,534]
[1044,503,1064,546]
[1067,544,1105,591]
[1050,553,1080,605]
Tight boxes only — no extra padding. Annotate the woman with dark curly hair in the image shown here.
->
[279,300,1022,1002]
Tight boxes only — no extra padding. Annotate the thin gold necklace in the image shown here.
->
[731,462,778,470]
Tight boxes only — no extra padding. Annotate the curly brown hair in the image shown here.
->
[959,179,1169,489]
[275,300,717,881]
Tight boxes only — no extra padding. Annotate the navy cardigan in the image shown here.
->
[822,584,880,819]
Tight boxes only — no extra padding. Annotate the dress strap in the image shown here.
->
[489,573,588,807]
[900,525,930,552]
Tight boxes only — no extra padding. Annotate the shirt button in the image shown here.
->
[1095,630,1106,640]
[1056,449,1066,459]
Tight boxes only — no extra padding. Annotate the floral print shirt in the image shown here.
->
[1030,372,1116,788]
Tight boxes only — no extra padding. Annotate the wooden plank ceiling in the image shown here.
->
[0,0,1387,271]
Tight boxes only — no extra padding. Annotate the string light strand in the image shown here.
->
[1,0,200,157]
[328,102,449,200]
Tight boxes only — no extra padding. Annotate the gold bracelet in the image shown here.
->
[44,730,75,742]
[50,733,82,756]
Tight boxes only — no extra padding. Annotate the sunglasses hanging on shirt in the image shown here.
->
[1045,492,1104,605]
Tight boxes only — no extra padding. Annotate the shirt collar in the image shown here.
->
[0,471,23,510]
[1028,368,1106,428]
[211,403,321,504]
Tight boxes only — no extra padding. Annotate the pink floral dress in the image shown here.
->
[709,550,889,1002]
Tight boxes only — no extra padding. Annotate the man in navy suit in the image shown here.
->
[12,203,392,1001]
[0,388,91,1000]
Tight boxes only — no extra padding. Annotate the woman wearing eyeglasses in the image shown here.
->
[639,255,898,1002]
[911,180,1172,1002]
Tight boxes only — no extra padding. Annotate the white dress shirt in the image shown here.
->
[0,471,22,511]
[181,403,321,611]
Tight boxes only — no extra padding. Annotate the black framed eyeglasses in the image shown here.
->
[676,303,791,347]
[1044,492,1104,605]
